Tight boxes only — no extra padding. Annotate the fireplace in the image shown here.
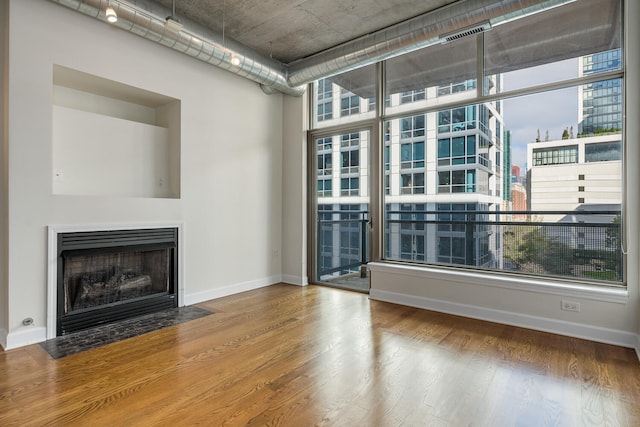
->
[56,228,178,336]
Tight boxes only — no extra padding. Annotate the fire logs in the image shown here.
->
[72,269,153,310]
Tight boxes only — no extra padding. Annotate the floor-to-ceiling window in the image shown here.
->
[309,0,624,289]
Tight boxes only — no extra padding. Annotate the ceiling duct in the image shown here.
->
[47,0,305,96]
[287,0,576,87]
[439,22,492,44]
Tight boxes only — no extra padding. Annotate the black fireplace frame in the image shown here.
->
[56,228,178,336]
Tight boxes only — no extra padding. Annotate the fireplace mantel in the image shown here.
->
[47,222,184,339]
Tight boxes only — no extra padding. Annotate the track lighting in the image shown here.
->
[165,0,183,31]
[165,17,183,32]
[105,5,117,23]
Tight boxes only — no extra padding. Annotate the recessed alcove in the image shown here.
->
[52,65,180,198]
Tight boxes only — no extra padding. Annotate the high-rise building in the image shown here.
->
[511,165,521,184]
[528,50,623,222]
[511,182,527,221]
[578,49,622,135]
[315,78,505,276]
[503,130,512,203]
[526,134,621,221]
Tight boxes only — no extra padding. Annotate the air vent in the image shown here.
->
[440,22,492,43]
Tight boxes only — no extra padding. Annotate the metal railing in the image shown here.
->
[318,210,369,278]
[317,209,623,284]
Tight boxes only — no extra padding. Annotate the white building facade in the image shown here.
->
[527,134,621,221]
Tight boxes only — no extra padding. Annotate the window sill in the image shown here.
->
[368,261,628,304]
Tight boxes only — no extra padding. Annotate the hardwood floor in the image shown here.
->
[1,284,639,426]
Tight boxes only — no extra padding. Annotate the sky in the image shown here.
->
[501,59,579,170]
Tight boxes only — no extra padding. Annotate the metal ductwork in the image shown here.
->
[48,0,306,96]
[286,0,576,87]
[49,0,577,96]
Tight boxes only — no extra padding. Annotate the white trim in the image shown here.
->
[370,288,637,349]
[281,274,309,286]
[3,327,47,351]
[47,222,184,340]
[636,334,640,362]
[0,327,7,350]
[184,275,282,305]
[368,262,628,304]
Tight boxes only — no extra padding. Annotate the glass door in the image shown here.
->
[311,129,373,292]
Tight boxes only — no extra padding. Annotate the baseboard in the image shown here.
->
[369,289,638,350]
[281,274,309,286]
[184,275,282,305]
[636,334,640,362]
[2,327,47,351]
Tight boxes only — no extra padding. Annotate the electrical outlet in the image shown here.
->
[561,300,581,312]
[53,169,64,182]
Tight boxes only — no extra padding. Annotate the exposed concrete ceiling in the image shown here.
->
[52,0,611,95]
[150,0,458,64]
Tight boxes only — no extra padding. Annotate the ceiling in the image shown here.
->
[149,0,458,64]
[49,0,621,96]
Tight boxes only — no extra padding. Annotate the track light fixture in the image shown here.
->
[165,0,183,31]
[105,3,117,23]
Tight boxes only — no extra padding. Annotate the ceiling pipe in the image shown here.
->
[47,0,306,96]
[287,0,576,87]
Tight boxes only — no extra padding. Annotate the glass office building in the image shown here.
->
[578,49,623,135]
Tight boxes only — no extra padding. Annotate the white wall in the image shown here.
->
[156,101,182,198]
[281,94,308,285]
[52,105,172,198]
[0,0,9,346]
[370,0,639,351]
[2,0,284,348]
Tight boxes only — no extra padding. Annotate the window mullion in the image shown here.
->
[477,33,485,97]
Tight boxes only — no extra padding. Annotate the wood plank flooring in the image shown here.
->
[1,284,639,426]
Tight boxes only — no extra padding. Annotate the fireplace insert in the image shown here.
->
[56,228,178,335]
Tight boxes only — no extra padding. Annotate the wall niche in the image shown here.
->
[52,65,180,199]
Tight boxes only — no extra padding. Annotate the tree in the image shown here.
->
[503,225,573,276]
[503,225,530,267]
[605,214,622,275]
[519,228,573,275]
[561,128,569,139]
[606,214,621,249]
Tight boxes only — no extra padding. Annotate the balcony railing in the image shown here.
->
[318,210,369,278]
[317,209,623,284]
[385,209,622,284]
